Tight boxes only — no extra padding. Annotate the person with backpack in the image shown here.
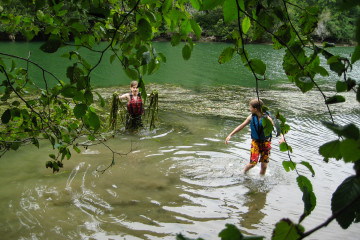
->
[225,98,284,175]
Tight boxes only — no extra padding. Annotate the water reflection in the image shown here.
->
[239,189,268,231]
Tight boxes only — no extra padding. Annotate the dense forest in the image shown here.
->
[0,0,359,44]
[193,0,360,43]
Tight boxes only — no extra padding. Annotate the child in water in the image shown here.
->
[119,81,144,129]
[225,99,284,175]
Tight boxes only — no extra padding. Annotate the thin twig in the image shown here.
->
[0,52,63,86]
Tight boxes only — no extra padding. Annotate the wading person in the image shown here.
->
[119,81,144,130]
[225,99,284,175]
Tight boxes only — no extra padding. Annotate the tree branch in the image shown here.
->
[299,193,360,239]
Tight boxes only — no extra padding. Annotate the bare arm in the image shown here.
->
[225,114,252,144]
[119,93,129,101]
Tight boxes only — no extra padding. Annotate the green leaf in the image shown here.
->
[181,19,192,36]
[190,19,201,39]
[66,64,84,84]
[32,138,40,148]
[12,101,20,106]
[87,111,100,131]
[1,109,11,124]
[200,0,224,11]
[223,0,238,23]
[262,116,273,136]
[10,142,21,151]
[319,140,342,160]
[71,22,87,32]
[189,0,201,10]
[246,59,266,75]
[297,175,316,220]
[325,95,345,104]
[328,58,345,76]
[40,39,62,53]
[351,45,360,64]
[95,91,106,107]
[282,161,296,172]
[272,25,292,49]
[295,76,314,93]
[113,13,121,28]
[218,224,243,239]
[84,90,94,104]
[182,44,191,61]
[162,0,172,13]
[336,81,348,93]
[171,33,181,46]
[272,219,303,240]
[49,154,56,160]
[138,18,153,40]
[73,145,81,154]
[313,65,329,77]
[323,42,335,48]
[300,161,315,177]
[297,175,313,192]
[157,52,167,63]
[340,139,360,163]
[346,78,357,91]
[218,47,235,64]
[299,186,316,221]
[61,85,77,98]
[323,122,359,140]
[73,103,88,119]
[110,54,116,64]
[332,176,360,229]
[280,142,292,153]
[299,6,319,35]
[124,68,139,80]
[242,16,251,34]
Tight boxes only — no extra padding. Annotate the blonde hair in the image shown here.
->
[130,81,138,87]
[249,98,264,111]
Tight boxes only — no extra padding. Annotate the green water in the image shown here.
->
[1,41,358,90]
[0,42,360,239]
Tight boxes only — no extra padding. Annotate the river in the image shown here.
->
[0,42,360,239]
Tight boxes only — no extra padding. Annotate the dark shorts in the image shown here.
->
[126,115,143,130]
[250,139,272,164]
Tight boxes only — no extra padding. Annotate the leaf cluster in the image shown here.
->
[0,0,202,171]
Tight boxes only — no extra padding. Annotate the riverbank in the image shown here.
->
[0,31,356,47]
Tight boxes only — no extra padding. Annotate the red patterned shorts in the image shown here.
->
[250,139,272,164]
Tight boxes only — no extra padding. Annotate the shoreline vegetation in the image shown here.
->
[0,33,356,47]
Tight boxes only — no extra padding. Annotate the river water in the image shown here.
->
[0,42,360,239]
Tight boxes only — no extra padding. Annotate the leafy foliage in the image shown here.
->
[1,0,360,239]
[0,0,200,171]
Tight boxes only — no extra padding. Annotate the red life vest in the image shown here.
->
[127,92,144,116]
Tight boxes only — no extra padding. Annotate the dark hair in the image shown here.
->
[249,98,264,111]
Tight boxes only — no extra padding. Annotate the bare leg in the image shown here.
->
[244,163,255,174]
[260,162,268,175]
